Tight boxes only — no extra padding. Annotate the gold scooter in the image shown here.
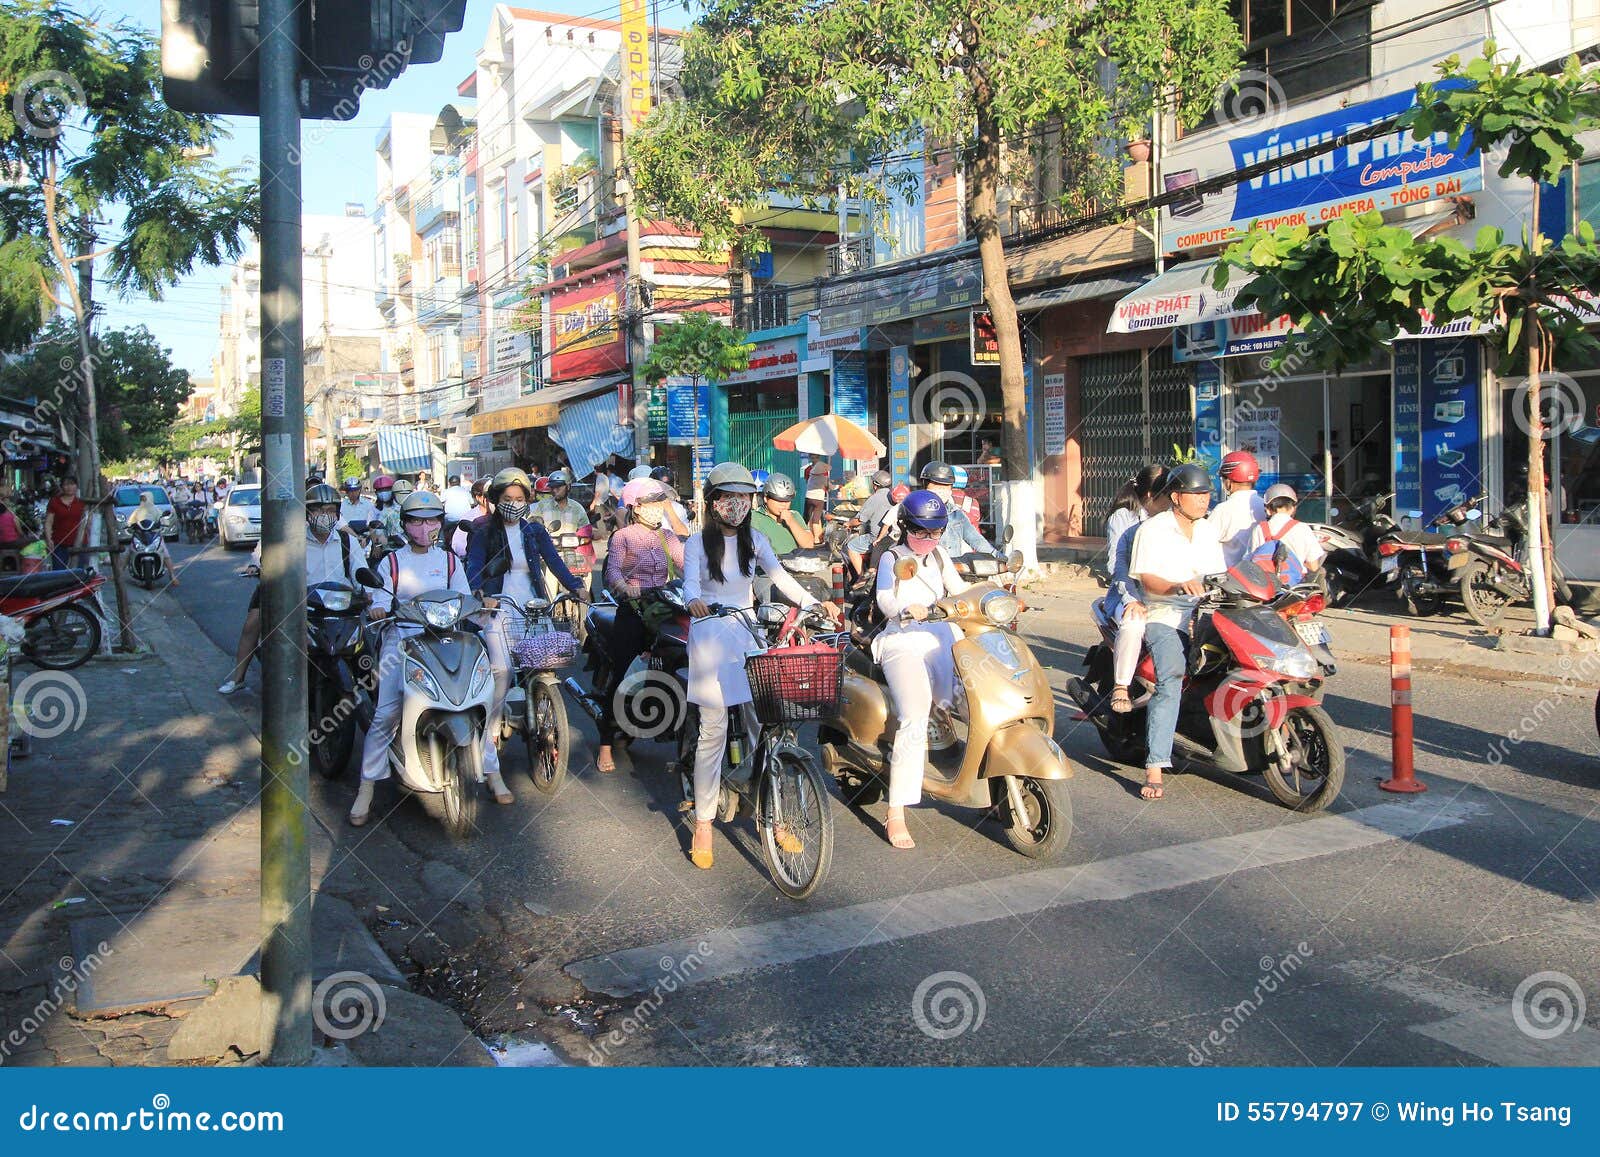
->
[818,555,1076,859]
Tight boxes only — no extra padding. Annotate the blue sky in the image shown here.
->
[96,0,691,378]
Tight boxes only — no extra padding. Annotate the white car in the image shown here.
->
[219,486,262,550]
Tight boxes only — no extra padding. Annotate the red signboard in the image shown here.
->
[971,309,1000,364]
[550,275,628,381]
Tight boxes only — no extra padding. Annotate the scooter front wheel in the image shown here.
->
[1261,705,1345,813]
[996,776,1074,861]
[759,749,834,900]
[22,604,101,670]
[419,745,480,839]
[524,676,569,795]
[1457,560,1511,629]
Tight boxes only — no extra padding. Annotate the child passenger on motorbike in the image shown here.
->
[596,479,685,773]
[682,462,840,870]
[1104,465,1170,715]
[872,491,974,850]
[350,491,497,827]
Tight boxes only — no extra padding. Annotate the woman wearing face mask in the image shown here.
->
[466,468,586,780]
[351,492,492,825]
[595,479,685,773]
[872,491,975,850]
[682,463,841,869]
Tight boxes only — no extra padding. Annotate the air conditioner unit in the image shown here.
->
[448,361,464,379]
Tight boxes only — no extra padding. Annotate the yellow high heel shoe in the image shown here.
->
[690,822,714,869]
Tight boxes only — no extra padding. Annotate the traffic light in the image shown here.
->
[161,1,467,120]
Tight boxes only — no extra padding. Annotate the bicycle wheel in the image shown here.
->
[524,676,570,795]
[759,747,834,900]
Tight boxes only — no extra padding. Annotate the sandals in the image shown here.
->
[1110,687,1133,714]
[885,808,916,850]
[1140,773,1165,802]
[773,825,804,856]
[689,821,714,869]
[596,749,616,773]
[487,772,514,805]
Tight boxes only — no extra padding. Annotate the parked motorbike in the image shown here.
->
[127,518,168,588]
[1069,553,1344,813]
[1445,504,1573,628]
[357,581,497,839]
[0,567,106,669]
[677,603,840,899]
[495,592,582,795]
[306,579,369,779]
[821,555,1078,861]
[1310,491,1395,607]
[1375,494,1485,616]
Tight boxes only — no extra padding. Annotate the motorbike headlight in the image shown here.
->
[469,651,493,697]
[320,589,353,612]
[981,590,1020,626]
[421,599,460,629]
[1267,648,1318,680]
[405,657,442,698]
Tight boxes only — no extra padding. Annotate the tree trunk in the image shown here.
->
[1524,315,1553,633]
[967,105,1036,567]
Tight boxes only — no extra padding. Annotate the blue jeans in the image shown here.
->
[50,547,85,571]
[1143,623,1188,770]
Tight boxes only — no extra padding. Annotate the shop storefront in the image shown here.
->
[718,329,806,482]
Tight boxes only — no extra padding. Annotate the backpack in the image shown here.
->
[388,547,456,594]
[1248,519,1306,585]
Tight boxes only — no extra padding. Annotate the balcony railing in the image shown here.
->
[732,283,822,332]
[416,280,463,324]
[827,235,873,276]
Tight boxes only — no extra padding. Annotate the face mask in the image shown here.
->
[498,499,527,521]
[712,494,752,526]
[405,518,441,548]
[634,504,665,529]
[308,511,338,538]
[375,489,392,500]
[906,533,940,557]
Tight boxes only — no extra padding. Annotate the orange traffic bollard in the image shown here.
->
[1380,624,1427,793]
[831,562,846,603]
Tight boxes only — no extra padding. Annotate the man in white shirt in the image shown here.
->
[1248,484,1325,574]
[337,476,379,529]
[219,483,362,694]
[440,474,476,522]
[1128,464,1226,801]
[1209,450,1268,568]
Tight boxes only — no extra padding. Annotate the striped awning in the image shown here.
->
[550,389,632,481]
[374,426,435,475]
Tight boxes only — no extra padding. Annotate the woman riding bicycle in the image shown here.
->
[682,462,839,870]
[596,478,685,774]
[872,491,976,850]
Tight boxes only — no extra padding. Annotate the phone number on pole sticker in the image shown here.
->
[264,357,286,417]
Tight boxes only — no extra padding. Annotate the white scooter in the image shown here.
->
[359,574,496,838]
[127,517,169,588]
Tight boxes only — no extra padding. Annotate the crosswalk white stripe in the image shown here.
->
[567,799,1482,997]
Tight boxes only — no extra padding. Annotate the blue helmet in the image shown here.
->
[951,465,969,488]
[899,489,949,533]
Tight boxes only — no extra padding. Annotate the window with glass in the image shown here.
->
[872,154,926,263]
[1201,0,1373,126]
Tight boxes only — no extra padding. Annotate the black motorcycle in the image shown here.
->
[306,580,369,778]
[1310,491,1395,607]
[566,579,691,747]
[1375,494,1484,616]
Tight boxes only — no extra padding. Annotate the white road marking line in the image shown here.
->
[568,799,1482,997]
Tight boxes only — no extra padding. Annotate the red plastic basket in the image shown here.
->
[744,644,844,725]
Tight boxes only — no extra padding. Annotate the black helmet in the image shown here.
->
[870,469,893,491]
[649,465,675,489]
[1166,464,1212,494]
[920,461,956,486]
[762,472,797,502]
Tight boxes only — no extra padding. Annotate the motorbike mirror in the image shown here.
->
[893,557,918,581]
[354,566,383,589]
[1008,549,1024,573]
[1002,525,1015,545]
[1328,507,1339,518]
[1465,508,1482,521]
[1406,510,1423,520]
[548,520,563,533]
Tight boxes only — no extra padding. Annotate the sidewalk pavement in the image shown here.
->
[0,581,496,1067]
[1027,569,1600,687]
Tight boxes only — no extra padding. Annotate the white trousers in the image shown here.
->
[876,623,960,808]
[359,630,502,783]
[483,610,514,759]
[692,706,732,823]
[1112,605,1147,688]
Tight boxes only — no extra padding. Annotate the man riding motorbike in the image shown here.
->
[905,462,997,559]
[1127,463,1225,802]
[126,492,179,587]
[682,462,840,870]
[597,479,686,773]
[532,468,590,532]
[871,490,976,851]
[750,472,816,554]
[338,476,378,530]
[351,491,494,826]
[1211,450,1267,568]
[219,484,361,694]
[379,478,413,540]
[854,469,896,533]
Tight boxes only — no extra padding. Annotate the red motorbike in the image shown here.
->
[0,567,107,669]
[1069,556,1345,812]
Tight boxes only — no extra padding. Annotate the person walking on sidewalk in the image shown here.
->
[43,477,90,571]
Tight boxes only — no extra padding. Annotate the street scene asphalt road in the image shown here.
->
[153,540,1600,1067]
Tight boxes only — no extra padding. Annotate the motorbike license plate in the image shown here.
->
[1380,555,1399,575]
[1295,621,1329,646]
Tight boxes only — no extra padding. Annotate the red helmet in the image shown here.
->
[1219,451,1260,484]
[534,476,552,494]
[373,474,396,490]
[889,483,911,504]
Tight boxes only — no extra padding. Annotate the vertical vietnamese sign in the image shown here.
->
[1417,339,1481,519]
[1043,373,1066,457]
[1393,341,1423,515]
[621,0,651,131]
[1193,361,1222,480]
[889,346,912,482]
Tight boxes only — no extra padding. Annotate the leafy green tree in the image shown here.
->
[229,385,263,459]
[641,312,753,387]
[1215,46,1600,631]
[338,448,367,483]
[628,0,1243,557]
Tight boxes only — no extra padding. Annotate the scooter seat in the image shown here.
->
[587,602,618,643]
[1091,597,1112,629]
[1389,530,1452,547]
[844,645,882,682]
[0,568,93,600]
